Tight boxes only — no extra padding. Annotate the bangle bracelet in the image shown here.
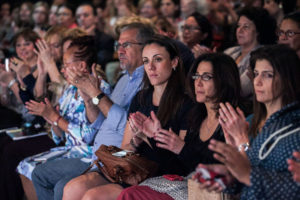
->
[20,85,27,91]
[238,142,250,152]
[8,79,17,89]
[53,115,62,126]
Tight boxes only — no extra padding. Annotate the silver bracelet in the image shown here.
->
[238,142,250,152]
[8,79,17,89]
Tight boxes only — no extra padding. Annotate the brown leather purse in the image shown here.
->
[93,145,158,186]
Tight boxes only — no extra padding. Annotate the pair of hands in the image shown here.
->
[193,139,251,192]
[25,98,59,125]
[128,111,185,154]
[65,63,102,101]
[191,44,213,59]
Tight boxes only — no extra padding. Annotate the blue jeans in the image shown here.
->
[32,158,90,200]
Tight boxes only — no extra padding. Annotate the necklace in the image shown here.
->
[200,118,218,141]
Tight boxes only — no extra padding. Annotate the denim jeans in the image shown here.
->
[32,158,90,200]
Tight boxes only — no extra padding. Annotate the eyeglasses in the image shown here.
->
[276,30,300,38]
[114,41,143,51]
[192,73,214,81]
[181,25,201,32]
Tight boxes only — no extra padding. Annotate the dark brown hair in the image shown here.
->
[187,53,242,131]
[139,34,186,126]
[69,35,97,72]
[13,28,40,48]
[249,44,300,137]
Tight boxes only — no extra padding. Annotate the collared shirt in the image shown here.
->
[90,65,144,161]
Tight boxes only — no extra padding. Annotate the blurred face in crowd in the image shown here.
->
[182,16,207,48]
[57,6,74,27]
[117,3,132,17]
[263,0,280,17]
[236,16,258,47]
[117,28,143,74]
[180,0,196,18]
[0,3,10,17]
[143,43,177,88]
[194,61,215,103]
[253,59,282,106]
[160,0,178,18]
[47,34,62,62]
[19,3,32,22]
[49,5,58,26]
[33,5,48,25]
[139,0,157,18]
[278,19,300,53]
[15,36,36,61]
[76,5,96,30]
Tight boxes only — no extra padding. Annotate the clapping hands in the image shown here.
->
[218,102,249,147]
[154,128,185,154]
[129,111,161,138]
[66,63,101,98]
[208,139,251,186]
[25,98,59,124]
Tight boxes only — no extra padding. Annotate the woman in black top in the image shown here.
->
[116,53,244,200]
[121,34,193,175]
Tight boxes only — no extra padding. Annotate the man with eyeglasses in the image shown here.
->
[31,22,154,200]
[76,3,114,68]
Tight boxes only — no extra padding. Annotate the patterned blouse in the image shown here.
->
[240,102,300,200]
[51,85,96,147]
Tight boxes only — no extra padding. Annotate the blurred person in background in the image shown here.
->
[224,7,277,99]
[277,11,300,58]
[49,3,59,26]
[160,0,181,27]
[56,3,77,29]
[138,0,159,19]
[75,2,115,70]
[181,12,213,58]
[32,1,50,37]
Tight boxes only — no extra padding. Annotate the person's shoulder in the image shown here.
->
[224,46,241,55]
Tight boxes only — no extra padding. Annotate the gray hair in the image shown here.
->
[119,22,155,43]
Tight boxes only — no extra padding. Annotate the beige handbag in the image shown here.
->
[188,179,238,200]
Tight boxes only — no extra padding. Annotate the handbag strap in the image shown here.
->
[81,160,98,175]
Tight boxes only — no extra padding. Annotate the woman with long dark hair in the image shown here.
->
[116,52,244,200]
[199,44,300,199]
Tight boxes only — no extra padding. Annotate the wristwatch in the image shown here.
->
[92,93,105,105]
[238,142,250,152]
